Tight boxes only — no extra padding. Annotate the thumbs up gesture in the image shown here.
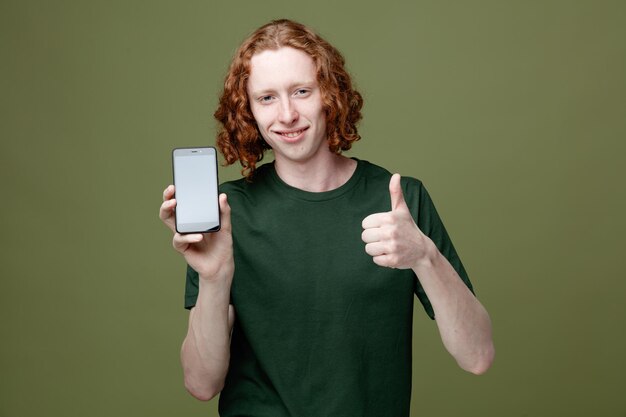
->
[361,174,431,269]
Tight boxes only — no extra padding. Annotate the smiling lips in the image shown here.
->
[275,127,308,139]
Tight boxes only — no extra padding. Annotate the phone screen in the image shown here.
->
[172,147,220,233]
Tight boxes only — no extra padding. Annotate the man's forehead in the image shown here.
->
[248,47,317,92]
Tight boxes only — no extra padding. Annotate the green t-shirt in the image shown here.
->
[185,159,472,417]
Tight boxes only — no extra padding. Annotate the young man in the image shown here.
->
[159,19,494,417]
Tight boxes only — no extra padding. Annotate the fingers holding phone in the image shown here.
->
[159,184,177,232]
[159,148,234,280]
[171,193,234,279]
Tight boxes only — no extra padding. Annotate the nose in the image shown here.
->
[277,98,299,125]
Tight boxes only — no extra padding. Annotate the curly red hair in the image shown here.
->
[214,19,364,180]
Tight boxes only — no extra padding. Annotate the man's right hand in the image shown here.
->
[161,185,236,400]
[159,185,234,281]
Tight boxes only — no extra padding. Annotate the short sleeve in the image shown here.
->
[405,178,474,320]
[184,264,199,310]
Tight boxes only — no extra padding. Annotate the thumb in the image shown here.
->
[389,173,408,212]
[219,193,232,232]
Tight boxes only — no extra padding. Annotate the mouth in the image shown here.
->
[275,127,308,139]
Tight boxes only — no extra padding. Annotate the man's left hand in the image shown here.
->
[361,174,434,269]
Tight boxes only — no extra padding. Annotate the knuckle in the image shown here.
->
[377,257,390,267]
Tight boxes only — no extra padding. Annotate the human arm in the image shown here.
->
[410,243,494,374]
[361,174,494,374]
[159,185,236,399]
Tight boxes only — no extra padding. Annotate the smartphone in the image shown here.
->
[172,147,220,234]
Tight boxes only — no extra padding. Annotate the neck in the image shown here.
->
[274,153,357,192]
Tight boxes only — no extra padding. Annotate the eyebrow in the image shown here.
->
[249,80,317,97]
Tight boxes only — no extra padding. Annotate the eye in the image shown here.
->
[295,89,311,97]
[258,95,275,104]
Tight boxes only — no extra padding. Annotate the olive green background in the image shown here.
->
[1,0,625,416]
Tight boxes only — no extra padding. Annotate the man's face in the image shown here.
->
[247,47,328,166]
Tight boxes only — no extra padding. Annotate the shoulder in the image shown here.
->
[358,159,392,181]
[219,163,273,193]
[218,163,277,210]
[219,177,247,195]
[357,159,425,196]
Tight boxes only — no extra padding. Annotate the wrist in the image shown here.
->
[198,261,234,285]
[198,267,233,298]
[411,238,439,272]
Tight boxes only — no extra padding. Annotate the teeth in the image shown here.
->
[281,129,304,138]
